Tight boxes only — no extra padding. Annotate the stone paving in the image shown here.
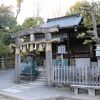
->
[1,69,100,100]
[2,81,45,94]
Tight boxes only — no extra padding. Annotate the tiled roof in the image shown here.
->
[41,14,82,28]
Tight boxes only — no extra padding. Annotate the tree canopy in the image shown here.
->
[22,17,44,29]
[66,0,100,28]
[0,4,20,58]
[0,4,17,29]
[66,0,100,44]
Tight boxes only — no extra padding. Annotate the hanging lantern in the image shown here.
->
[15,47,20,54]
[22,45,26,53]
[29,44,34,52]
[38,44,44,51]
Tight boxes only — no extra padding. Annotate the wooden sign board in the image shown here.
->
[58,45,65,54]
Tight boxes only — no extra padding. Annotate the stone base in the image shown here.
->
[74,87,78,95]
[73,87,95,96]
[88,88,95,96]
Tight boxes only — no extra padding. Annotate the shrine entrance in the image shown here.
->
[19,42,46,82]
[12,14,88,86]
[36,52,46,73]
[20,52,39,81]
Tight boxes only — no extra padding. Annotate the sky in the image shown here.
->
[0,0,99,24]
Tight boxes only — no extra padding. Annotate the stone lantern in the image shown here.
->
[95,44,100,68]
[1,57,5,69]
[96,45,100,57]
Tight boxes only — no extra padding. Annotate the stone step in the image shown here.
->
[37,76,46,79]
[27,82,46,86]
[38,73,46,78]
[39,73,46,76]
[38,74,46,77]
[39,72,46,75]
[35,80,46,84]
[36,78,46,81]
[34,72,46,83]
[40,74,46,76]
[35,80,46,83]
[37,77,46,79]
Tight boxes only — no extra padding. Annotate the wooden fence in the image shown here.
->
[52,66,100,86]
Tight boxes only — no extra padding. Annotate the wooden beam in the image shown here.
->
[11,26,59,39]
[11,38,60,47]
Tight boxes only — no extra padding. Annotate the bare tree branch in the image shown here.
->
[15,0,23,20]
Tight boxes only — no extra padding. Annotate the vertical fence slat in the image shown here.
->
[64,66,65,84]
[55,65,57,83]
[51,65,100,87]
[66,66,68,84]
[52,65,54,83]
[60,66,63,83]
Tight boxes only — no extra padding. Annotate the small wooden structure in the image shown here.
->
[11,14,100,95]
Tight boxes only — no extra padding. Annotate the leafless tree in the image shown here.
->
[15,0,23,20]
[53,1,64,17]
[32,0,42,18]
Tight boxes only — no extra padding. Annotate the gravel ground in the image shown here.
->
[43,97,80,100]
[0,94,20,100]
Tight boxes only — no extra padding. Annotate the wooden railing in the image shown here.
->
[52,66,100,86]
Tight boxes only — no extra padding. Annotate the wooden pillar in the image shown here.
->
[67,33,70,66]
[45,33,52,86]
[15,38,21,83]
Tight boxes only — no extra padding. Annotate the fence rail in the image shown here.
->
[52,66,100,86]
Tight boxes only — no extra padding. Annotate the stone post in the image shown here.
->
[45,33,52,86]
[30,34,35,81]
[1,57,5,69]
[15,38,21,83]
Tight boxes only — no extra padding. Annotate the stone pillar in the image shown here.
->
[30,34,35,42]
[30,34,35,51]
[45,33,52,86]
[30,34,35,81]
[15,38,21,83]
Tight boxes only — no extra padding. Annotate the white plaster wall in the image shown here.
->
[91,62,97,66]
[75,58,90,67]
